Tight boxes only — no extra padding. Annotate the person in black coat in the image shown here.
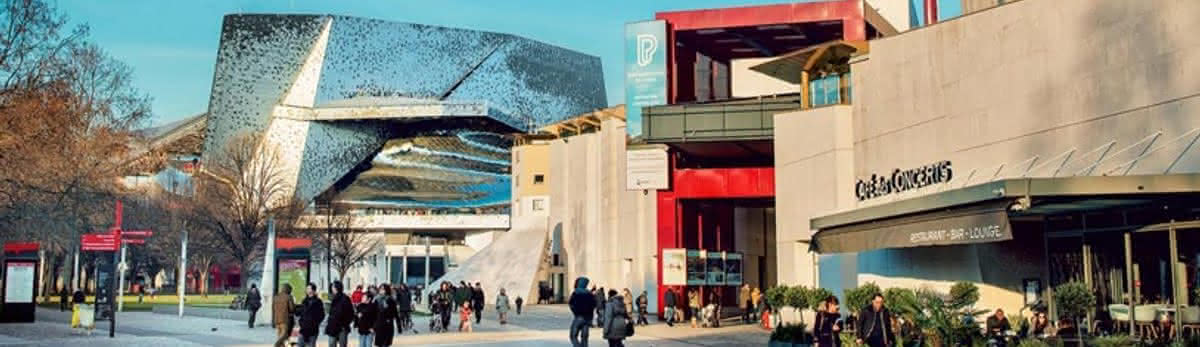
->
[356,290,377,347]
[245,284,262,329]
[297,283,325,347]
[568,277,597,347]
[814,296,844,347]
[855,294,896,347]
[326,281,354,347]
[374,284,398,347]
[395,284,412,334]
[472,282,485,324]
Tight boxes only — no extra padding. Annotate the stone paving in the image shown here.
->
[0,305,768,346]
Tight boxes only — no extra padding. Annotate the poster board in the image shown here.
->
[705,251,725,285]
[3,262,34,303]
[724,253,743,286]
[277,258,309,304]
[661,249,686,285]
[685,250,706,285]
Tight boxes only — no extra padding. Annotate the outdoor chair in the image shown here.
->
[1109,304,1130,332]
[1133,305,1161,339]
[1182,306,1200,337]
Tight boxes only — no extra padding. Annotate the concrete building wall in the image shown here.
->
[546,118,658,306]
[788,0,1200,313]
[731,57,801,98]
[773,106,856,289]
[513,143,551,219]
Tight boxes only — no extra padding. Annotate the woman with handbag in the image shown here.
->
[603,289,633,347]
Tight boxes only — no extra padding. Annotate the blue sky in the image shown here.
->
[58,0,805,126]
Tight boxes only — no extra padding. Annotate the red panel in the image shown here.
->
[655,0,865,41]
[655,190,678,318]
[673,167,774,199]
[276,238,312,250]
[3,242,38,253]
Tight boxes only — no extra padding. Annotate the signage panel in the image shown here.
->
[624,20,668,139]
[724,253,743,286]
[705,251,725,285]
[855,161,953,201]
[661,248,686,285]
[627,147,669,190]
[3,261,34,303]
[277,258,310,304]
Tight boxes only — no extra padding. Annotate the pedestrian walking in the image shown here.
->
[708,290,722,328]
[59,289,68,311]
[326,281,354,347]
[636,291,649,326]
[246,284,262,329]
[751,287,763,323]
[622,289,633,319]
[739,284,751,324]
[374,284,397,346]
[569,277,597,347]
[688,289,700,328]
[495,288,511,324]
[297,283,325,347]
[351,285,364,305]
[594,287,607,328]
[356,289,377,347]
[603,290,632,347]
[815,296,843,347]
[272,284,295,347]
[855,294,896,347]
[472,282,485,324]
[395,283,413,334]
[663,288,677,327]
[515,296,524,315]
[436,282,454,332]
[458,302,473,332]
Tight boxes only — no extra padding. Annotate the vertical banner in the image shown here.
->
[724,253,743,286]
[685,250,706,285]
[661,249,686,285]
[706,251,725,285]
[624,20,668,139]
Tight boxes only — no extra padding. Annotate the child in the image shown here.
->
[515,296,524,315]
[459,302,473,332]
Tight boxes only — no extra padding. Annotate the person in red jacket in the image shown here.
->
[351,285,364,305]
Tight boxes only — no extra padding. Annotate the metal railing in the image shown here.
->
[641,94,804,143]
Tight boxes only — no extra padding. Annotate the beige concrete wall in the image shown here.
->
[851,0,1200,207]
[547,119,658,306]
[773,105,856,288]
[806,0,1200,314]
[731,57,801,98]
[513,144,551,198]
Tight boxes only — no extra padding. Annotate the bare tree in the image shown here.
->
[313,205,380,286]
[186,132,301,289]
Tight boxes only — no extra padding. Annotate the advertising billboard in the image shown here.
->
[277,258,309,304]
[3,261,34,304]
[724,253,743,286]
[662,248,686,285]
[624,20,668,139]
[685,250,706,285]
[706,251,725,285]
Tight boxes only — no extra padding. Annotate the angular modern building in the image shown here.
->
[190,14,606,295]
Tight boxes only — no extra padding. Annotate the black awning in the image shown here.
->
[812,200,1014,254]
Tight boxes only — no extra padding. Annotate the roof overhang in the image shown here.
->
[749,40,868,84]
[810,174,1200,253]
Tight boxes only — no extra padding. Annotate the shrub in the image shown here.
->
[785,285,811,311]
[765,286,788,312]
[1016,339,1051,347]
[884,287,918,316]
[1053,281,1096,325]
[844,282,881,313]
[949,281,980,307]
[769,322,813,343]
[807,287,834,311]
[1087,334,1136,347]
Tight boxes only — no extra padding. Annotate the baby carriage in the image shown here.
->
[699,304,718,328]
[429,300,449,333]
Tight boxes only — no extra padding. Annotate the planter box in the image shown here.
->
[768,341,792,347]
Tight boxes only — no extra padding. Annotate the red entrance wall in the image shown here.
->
[656,166,773,316]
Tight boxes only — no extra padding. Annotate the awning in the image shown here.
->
[749,40,868,84]
[811,200,1013,254]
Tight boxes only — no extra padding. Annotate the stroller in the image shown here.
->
[699,304,718,328]
[429,299,449,333]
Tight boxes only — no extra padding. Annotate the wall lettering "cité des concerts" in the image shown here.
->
[855,161,953,201]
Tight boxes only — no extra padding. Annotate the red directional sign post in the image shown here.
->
[78,200,153,338]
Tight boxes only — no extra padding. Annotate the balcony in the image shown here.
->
[642,94,802,143]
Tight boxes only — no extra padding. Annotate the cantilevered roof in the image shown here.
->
[750,40,868,84]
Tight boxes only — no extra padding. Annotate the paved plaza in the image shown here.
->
[0,305,768,346]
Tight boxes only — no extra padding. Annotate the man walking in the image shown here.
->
[326,281,354,347]
[472,282,485,324]
[395,283,413,334]
[855,293,896,347]
[297,283,325,347]
[739,283,751,324]
[246,284,262,329]
[272,284,295,347]
[636,291,649,326]
[663,288,676,327]
[568,277,597,347]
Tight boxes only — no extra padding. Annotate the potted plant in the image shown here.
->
[766,286,790,328]
[769,322,815,347]
[785,286,812,324]
[1053,281,1095,347]
[843,282,881,332]
[890,282,987,347]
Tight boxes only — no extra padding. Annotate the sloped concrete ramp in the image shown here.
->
[421,217,547,308]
